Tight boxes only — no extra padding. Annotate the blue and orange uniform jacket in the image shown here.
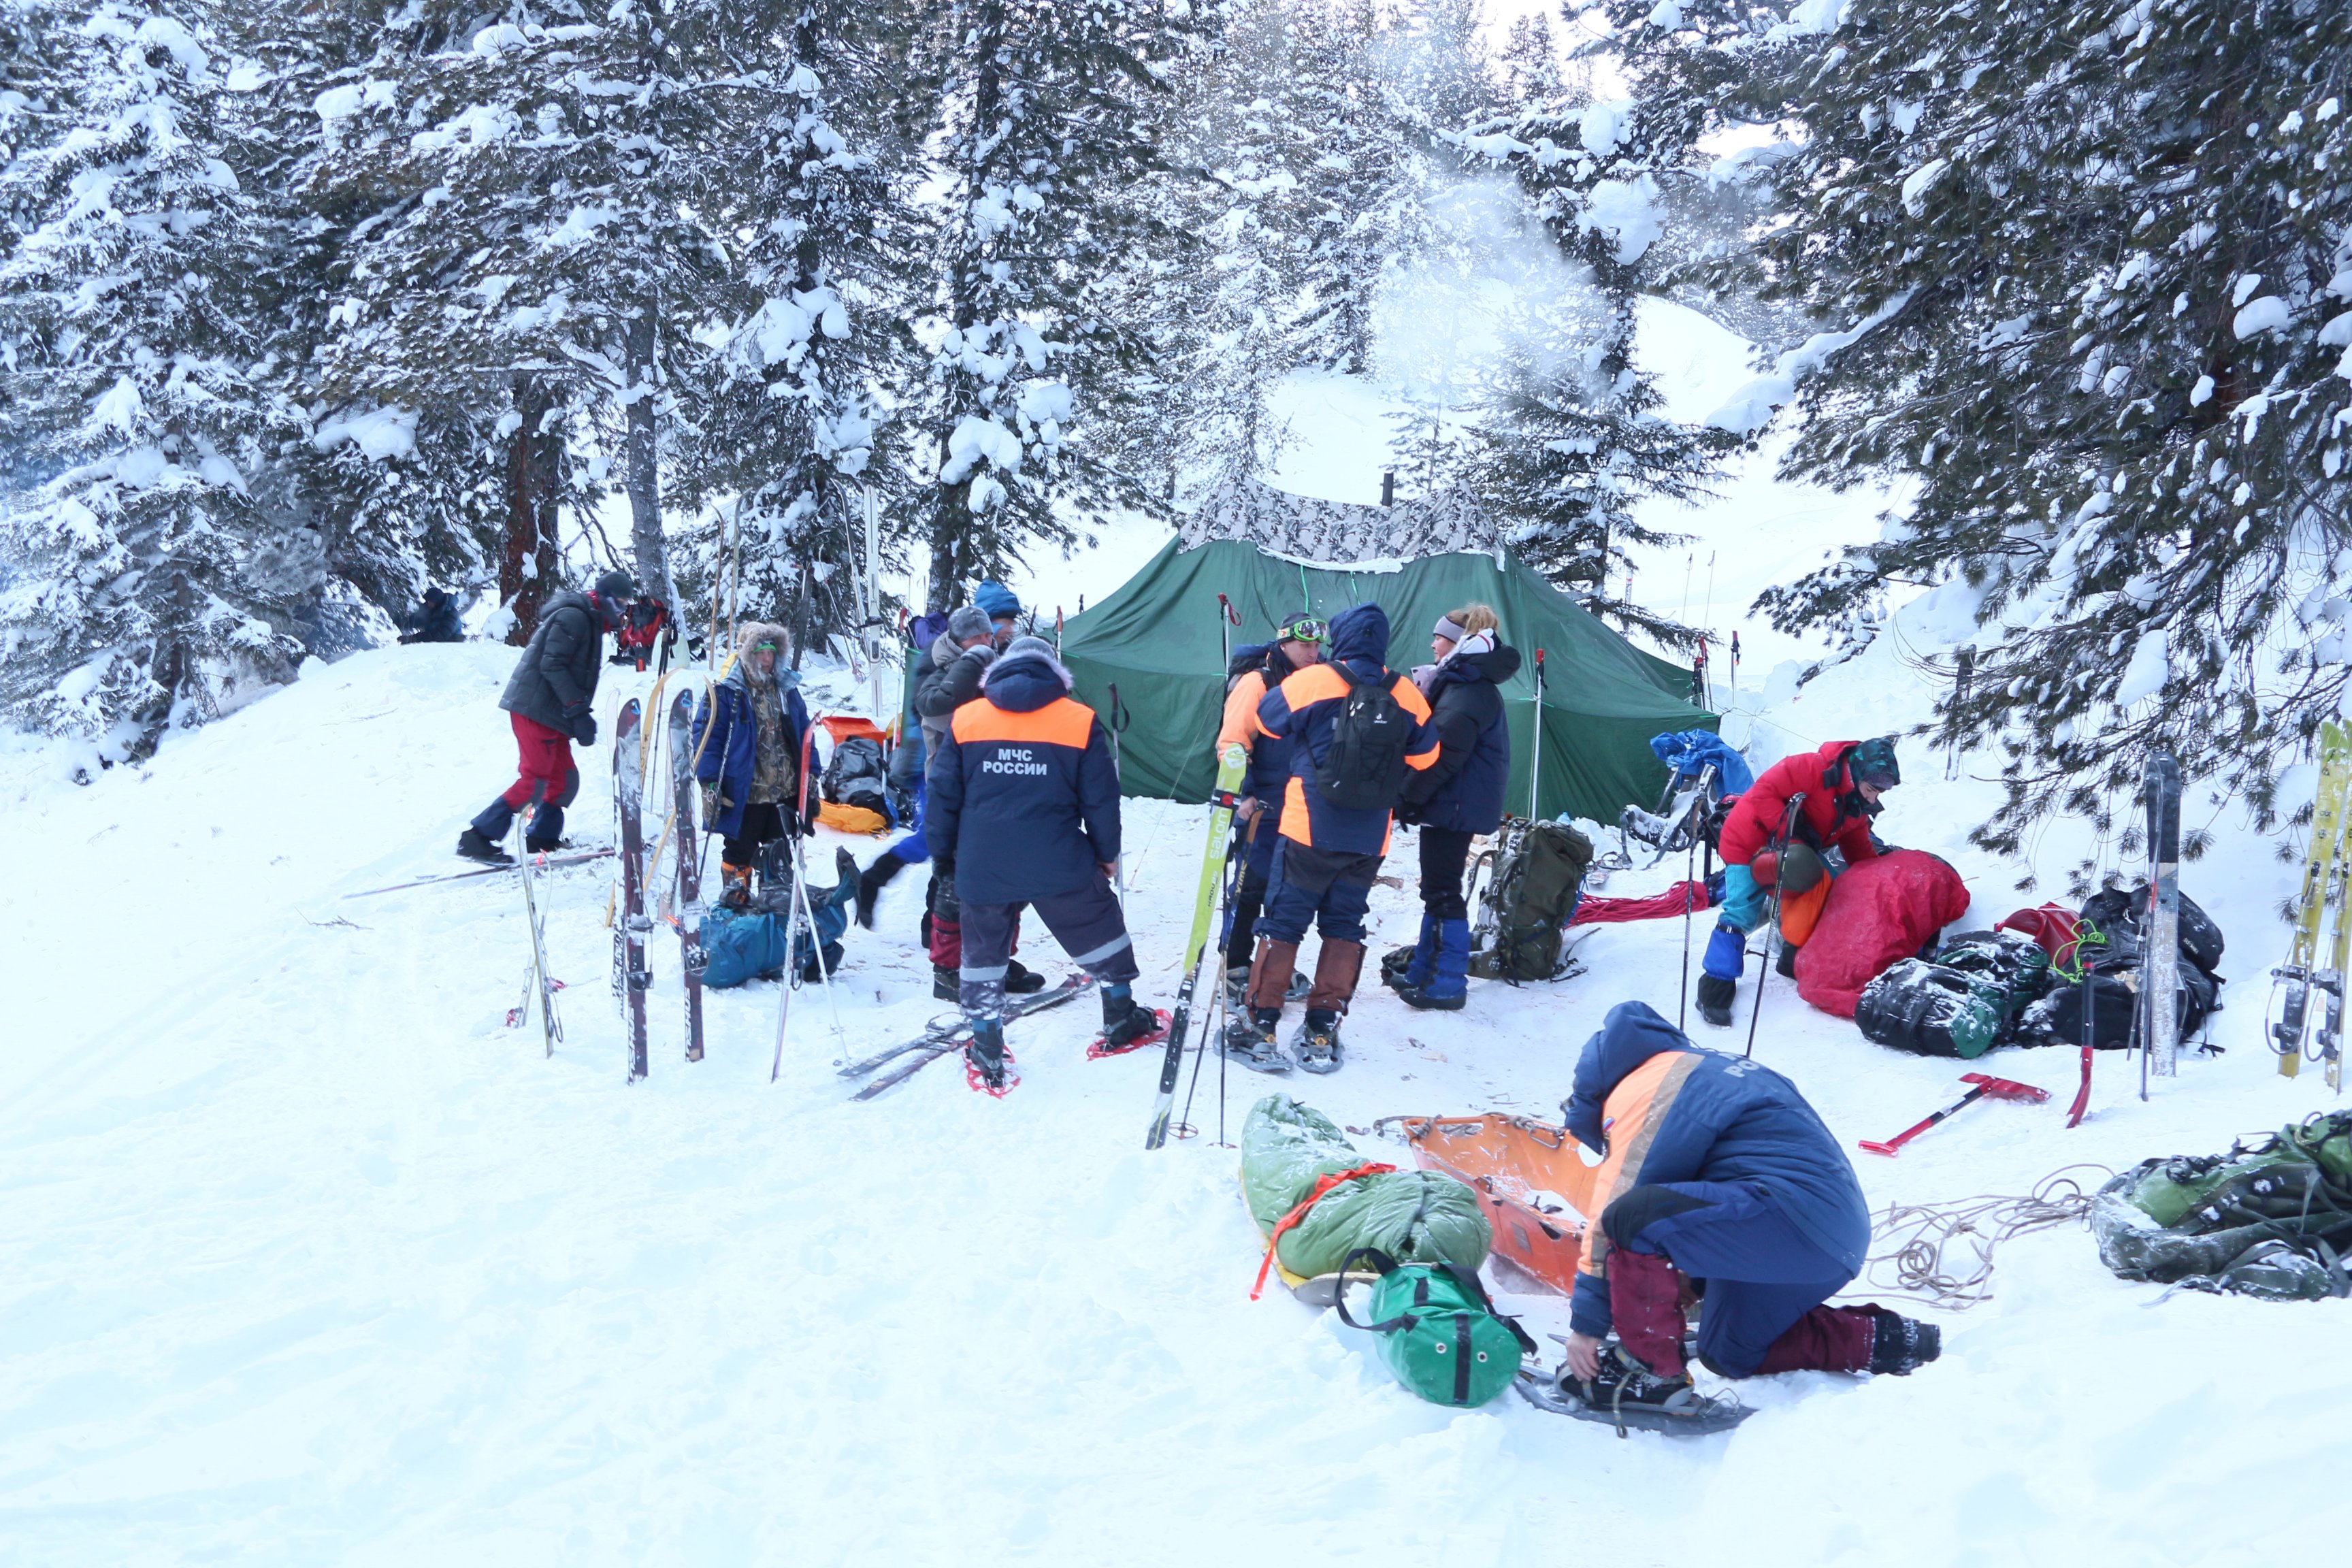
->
[1252,603,1439,855]
[925,644,1122,906]
[1562,1002,1871,1339]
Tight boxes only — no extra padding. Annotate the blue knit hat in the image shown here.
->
[973,581,1022,621]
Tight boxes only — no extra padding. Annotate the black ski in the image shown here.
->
[615,698,651,1083]
[843,975,1094,1100]
[668,689,708,1063]
[344,848,612,899]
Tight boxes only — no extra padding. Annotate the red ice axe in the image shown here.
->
[1859,1073,2049,1157]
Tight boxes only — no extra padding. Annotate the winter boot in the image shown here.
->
[854,850,906,930]
[1576,1341,1718,1424]
[1697,923,1746,1026]
[932,966,960,1002]
[1292,1010,1343,1074]
[720,862,755,911]
[1305,938,1366,1016]
[1398,917,1471,1011]
[1004,958,1047,996]
[1247,937,1303,1015]
[1695,975,1737,1028]
[1094,983,1168,1056]
[1226,965,1252,1009]
[1386,913,1438,991]
[1221,1010,1292,1074]
[1776,940,1800,979]
[964,1016,1014,1096]
[1865,1308,1942,1376]
[456,828,514,866]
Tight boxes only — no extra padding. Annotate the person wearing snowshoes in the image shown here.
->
[910,586,1047,1002]
[690,622,815,909]
[1693,736,1900,1028]
[1215,610,1329,1006]
[1390,605,1519,1012]
[456,568,638,864]
[1530,1000,1939,1432]
[1225,602,1439,1075]
[926,636,1162,1093]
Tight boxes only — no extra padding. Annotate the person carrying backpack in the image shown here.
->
[1215,610,1328,998]
[1225,602,1438,1074]
[455,568,637,864]
[1392,605,1520,1012]
[691,622,815,904]
[1695,737,1899,1028]
[853,610,951,932]
[926,637,1162,1092]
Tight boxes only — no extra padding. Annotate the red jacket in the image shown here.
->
[1717,740,1882,870]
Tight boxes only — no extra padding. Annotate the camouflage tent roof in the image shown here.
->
[1177,476,1501,564]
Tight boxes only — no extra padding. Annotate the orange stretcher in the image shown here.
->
[1381,1113,1604,1298]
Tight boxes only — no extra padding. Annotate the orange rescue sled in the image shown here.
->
[1385,1113,1603,1298]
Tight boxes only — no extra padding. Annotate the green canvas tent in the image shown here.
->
[1057,537,1716,823]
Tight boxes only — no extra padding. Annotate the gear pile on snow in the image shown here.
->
[1240,1096,1490,1287]
[1465,817,1594,982]
[2091,1111,2352,1300]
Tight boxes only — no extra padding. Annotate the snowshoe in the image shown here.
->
[964,1021,1018,1097]
[1004,958,1048,996]
[457,828,515,866]
[1292,1013,1343,1075]
[1695,974,1737,1028]
[1088,1002,1171,1060]
[1514,1345,1752,1437]
[1220,1015,1292,1074]
[1866,1308,1942,1375]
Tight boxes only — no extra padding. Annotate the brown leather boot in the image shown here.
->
[1248,937,1301,1015]
[1307,938,1367,1014]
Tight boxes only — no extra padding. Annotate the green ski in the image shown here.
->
[1145,742,1250,1150]
[2277,719,2352,1079]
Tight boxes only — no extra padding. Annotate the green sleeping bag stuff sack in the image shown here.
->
[1335,1247,1536,1408]
[1240,1096,1492,1282]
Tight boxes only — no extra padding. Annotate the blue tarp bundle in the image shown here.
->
[1650,730,1754,796]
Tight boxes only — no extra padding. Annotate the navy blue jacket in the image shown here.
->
[1399,641,1520,834]
[1254,604,1439,855]
[691,664,813,841]
[1563,1002,1871,1338]
[926,645,1122,904]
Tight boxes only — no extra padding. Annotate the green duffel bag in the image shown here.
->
[1335,1247,1535,1407]
[1241,1096,1491,1281]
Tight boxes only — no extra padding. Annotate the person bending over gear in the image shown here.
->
[1556,1001,1940,1422]
[456,569,637,864]
[1392,604,1519,1012]
[1225,602,1438,1075]
[925,637,1162,1092]
[1694,736,1900,1028]
[691,622,815,906]
[1215,610,1328,1001]
[912,596,1043,1001]
[399,585,465,644]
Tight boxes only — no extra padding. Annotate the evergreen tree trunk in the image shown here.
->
[501,375,563,646]
[623,312,674,608]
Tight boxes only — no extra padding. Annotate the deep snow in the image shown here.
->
[5,304,2349,1565]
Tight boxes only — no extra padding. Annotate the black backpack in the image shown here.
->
[821,735,891,815]
[1314,664,1414,812]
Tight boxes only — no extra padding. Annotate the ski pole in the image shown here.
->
[1107,682,1130,908]
[1859,1073,2049,1156]
[1529,648,1546,819]
[1744,794,1804,1060]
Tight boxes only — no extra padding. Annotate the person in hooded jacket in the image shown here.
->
[1214,610,1328,999]
[1391,604,1520,1011]
[1695,737,1901,1027]
[926,636,1162,1092]
[909,593,1044,1000]
[1548,1000,1940,1424]
[456,569,637,863]
[691,621,815,902]
[399,585,465,644]
[1226,603,1439,1075]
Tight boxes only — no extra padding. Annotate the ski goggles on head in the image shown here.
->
[1275,615,1328,644]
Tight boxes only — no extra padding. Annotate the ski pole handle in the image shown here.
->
[1218,593,1241,627]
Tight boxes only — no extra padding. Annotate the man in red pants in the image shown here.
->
[457,570,636,862]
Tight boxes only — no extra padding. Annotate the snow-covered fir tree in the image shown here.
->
[0,3,312,753]
[1740,0,2352,852]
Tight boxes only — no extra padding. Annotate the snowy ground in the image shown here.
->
[5,306,2349,1564]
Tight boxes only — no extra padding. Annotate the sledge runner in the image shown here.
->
[1394,606,1520,1012]
[1541,1001,1939,1428]
[1694,737,1900,1028]
[691,622,815,906]
[926,636,1161,1093]
[913,591,1045,1001]
[1215,610,1327,998]
[456,569,638,864]
[1227,603,1438,1075]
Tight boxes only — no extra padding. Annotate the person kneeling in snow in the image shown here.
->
[1554,1002,1938,1423]
[925,637,1162,1092]
[1695,736,1900,1028]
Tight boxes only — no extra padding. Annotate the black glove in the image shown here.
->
[564,702,596,747]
